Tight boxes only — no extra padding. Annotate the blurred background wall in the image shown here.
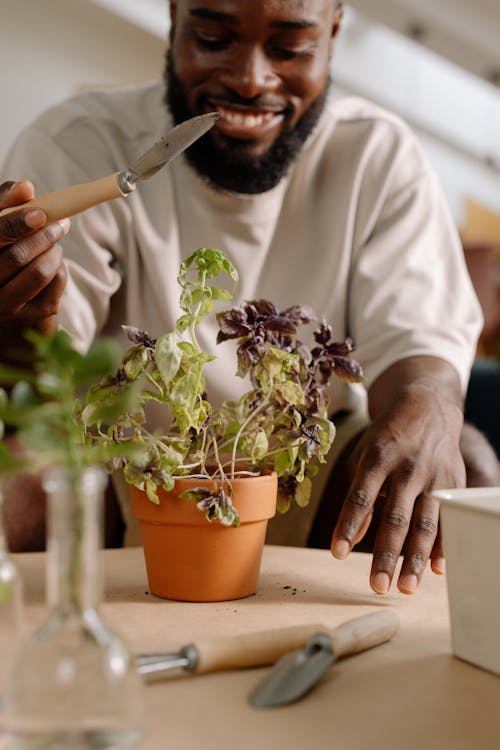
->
[1,0,499,363]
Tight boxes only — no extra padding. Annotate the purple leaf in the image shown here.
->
[121,325,157,348]
[330,356,364,383]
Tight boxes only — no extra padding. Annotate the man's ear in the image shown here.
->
[332,2,344,41]
[170,1,177,28]
[169,1,177,42]
[328,2,344,57]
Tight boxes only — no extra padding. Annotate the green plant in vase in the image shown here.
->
[0,333,144,750]
[0,331,140,475]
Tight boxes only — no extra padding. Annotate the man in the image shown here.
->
[1,1,497,593]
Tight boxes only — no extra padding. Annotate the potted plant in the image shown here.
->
[82,247,363,601]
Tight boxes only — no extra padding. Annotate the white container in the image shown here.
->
[433,487,500,676]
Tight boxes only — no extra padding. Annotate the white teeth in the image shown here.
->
[218,107,272,128]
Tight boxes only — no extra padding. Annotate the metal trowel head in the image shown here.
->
[249,633,335,708]
[248,609,400,708]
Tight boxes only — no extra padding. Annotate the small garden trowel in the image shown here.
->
[248,609,400,708]
[0,112,218,223]
[136,609,399,693]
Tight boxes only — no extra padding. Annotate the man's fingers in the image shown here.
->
[353,511,373,545]
[430,527,446,575]
[0,208,48,246]
[21,263,68,323]
[0,180,35,208]
[0,219,69,286]
[369,489,416,593]
[0,181,47,245]
[0,244,66,321]
[331,480,382,559]
[396,492,440,594]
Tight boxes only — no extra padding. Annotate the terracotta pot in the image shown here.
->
[130,472,277,602]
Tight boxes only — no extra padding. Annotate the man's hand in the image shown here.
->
[0,180,69,349]
[331,356,465,595]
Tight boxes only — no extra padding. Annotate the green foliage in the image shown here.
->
[82,248,364,525]
[0,247,363,527]
[0,331,142,476]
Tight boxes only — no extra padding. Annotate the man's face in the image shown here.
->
[166,0,342,193]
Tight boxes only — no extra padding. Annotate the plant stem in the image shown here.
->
[211,436,227,484]
[189,270,207,353]
[230,393,271,479]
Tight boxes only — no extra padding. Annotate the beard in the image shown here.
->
[164,50,329,194]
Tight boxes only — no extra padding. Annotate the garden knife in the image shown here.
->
[136,610,399,684]
[248,609,400,708]
[0,112,218,223]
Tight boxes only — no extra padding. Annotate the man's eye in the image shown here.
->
[195,34,231,51]
[272,47,313,60]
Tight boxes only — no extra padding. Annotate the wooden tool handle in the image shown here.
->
[193,610,399,674]
[194,623,325,675]
[0,173,125,223]
[328,609,400,659]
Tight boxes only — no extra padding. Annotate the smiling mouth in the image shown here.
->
[216,105,280,129]
[206,100,285,138]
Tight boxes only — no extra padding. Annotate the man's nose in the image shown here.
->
[220,45,280,99]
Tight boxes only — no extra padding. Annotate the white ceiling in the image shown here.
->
[349,0,500,87]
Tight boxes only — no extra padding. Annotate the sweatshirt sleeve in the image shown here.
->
[348,134,483,396]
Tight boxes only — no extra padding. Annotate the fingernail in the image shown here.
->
[24,209,47,229]
[399,574,418,594]
[433,557,446,574]
[332,539,350,559]
[59,218,71,234]
[372,572,390,594]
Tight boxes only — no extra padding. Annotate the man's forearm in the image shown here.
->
[1,435,47,552]
[368,355,464,420]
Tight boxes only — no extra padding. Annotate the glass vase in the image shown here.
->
[2,466,143,750]
[0,483,24,713]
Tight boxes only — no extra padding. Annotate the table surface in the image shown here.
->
[13,546,500,750]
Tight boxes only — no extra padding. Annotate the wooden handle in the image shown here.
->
[193,610,399,674]
[0,173,125,223]
[193,623,325,675]
[328,610,400,659]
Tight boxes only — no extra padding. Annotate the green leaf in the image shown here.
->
[0,364,36,386]
[176,313,192,333]
[276,380,305,407]
[250,430,269,461]
[209,287,233,302]
[294,476,312,507]
[155,332,182,385]
[10,381,40,409]
[71,338,121,385]
[276,494,291,514]
[82,382,141,427]
[274,449,293,476]
[145,479,160,504]
[123,347,149,380]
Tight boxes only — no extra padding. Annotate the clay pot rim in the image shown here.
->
[130,470,278,525]
[170,469,277,487]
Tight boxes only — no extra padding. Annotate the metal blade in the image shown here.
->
[248,633,335,708]
[136,652,190,676]
[128,112,219,181]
